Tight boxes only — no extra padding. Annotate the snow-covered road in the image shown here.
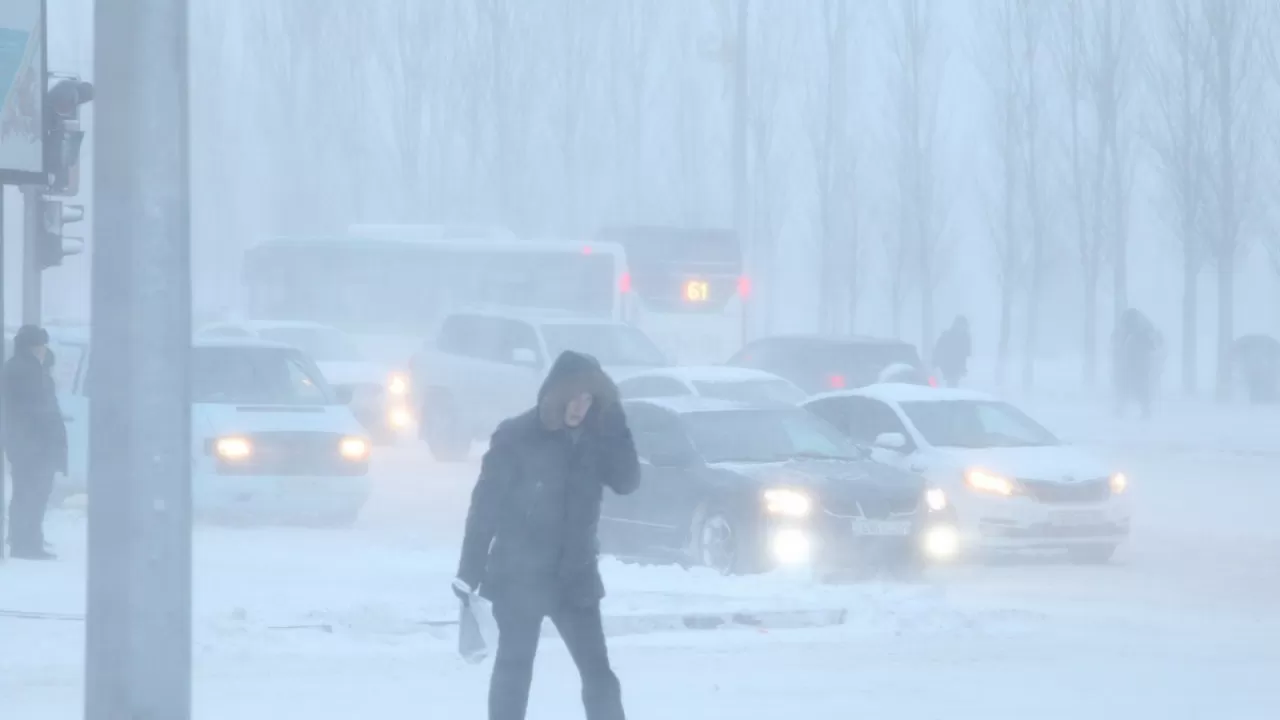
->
[3,398,1279,718]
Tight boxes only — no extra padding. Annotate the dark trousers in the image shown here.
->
[489,600,624,720]
[8,464,54,553]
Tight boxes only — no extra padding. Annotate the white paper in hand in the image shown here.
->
[457,594,497,664]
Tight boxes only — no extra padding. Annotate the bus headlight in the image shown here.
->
[1109,472,1128,495]
[388,406,412,429]
[340,437,370,461]
[215,436,252,460]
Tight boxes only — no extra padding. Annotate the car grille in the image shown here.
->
[214,431,366,477]
[822,491,919,520]
[1020,478,1110,504]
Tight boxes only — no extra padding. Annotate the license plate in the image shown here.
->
[1049,510,1104,526]
[851,519,912,536]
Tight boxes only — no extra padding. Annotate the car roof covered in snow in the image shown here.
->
[623,396,773,416]
[807,383,997,405]
[620,366,793,385]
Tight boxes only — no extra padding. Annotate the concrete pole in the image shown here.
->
[21,187,41,325]
[85,0,192,718]
[732,0,749,344]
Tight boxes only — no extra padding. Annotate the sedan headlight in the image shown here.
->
[964,468,1018,496]
[215,436,252,461]
[925,487,948,511]
[762,488,812,517]
[387,372,410,396]
[339,436,370,461]
[1109,472,1128,495]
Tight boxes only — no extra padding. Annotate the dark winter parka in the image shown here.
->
[456,351,641,613]
[4,326,68,474]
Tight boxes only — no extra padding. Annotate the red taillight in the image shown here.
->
[827,373,846,389]
[737,275,752,298]
[618,272,631,293]
[928,375,939,388]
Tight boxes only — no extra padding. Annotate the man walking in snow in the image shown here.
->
[1112,308,1157,418]
[453,350,641,720]
[932,315,971,388]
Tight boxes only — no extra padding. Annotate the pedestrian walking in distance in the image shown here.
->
[4,325,68,560]
[453,350,640,720]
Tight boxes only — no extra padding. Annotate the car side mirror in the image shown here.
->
[511,348,539,366]
[874,432,909,451]
[334,386,354,405]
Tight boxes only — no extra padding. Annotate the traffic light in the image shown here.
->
[38,198,86,269]
[45,76,94,196]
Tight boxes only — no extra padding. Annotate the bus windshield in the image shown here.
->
[243,238,620,335]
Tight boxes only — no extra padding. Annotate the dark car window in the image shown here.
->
[681,408,861,464]
[192,347,333,405]
[619,376,691,399]
[540,323,666,367]
[900,400,1060,449]
[623,404,694,461]
[437,315,540,365]
[844,397,910,444]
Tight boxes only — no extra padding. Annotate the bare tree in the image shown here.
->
[1202,0,1262,401]
[1055,0,1103,385]
[976,0,1025,385]
[556,0,600,232]
[744,3,794,338]
[1145,0,1209,396]
[808,0,861,334]
[888,0,949,361]
[609,0,658,221]
[1016,0,1049,391]
[1083,0,1137,330]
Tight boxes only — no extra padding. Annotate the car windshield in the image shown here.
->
[540,324,667,367]
[257,327,365,362]
[693,379,806,405]
[899,400,1060,448]
[192,347,334,405]
[682,408,862,463]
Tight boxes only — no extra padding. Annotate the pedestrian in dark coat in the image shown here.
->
[453,350,640,720]
[4,325,67,559]
[1112,309,1157,418]
[1233,334,1280,404]
[932,315,971,388]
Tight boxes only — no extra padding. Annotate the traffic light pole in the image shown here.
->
[86,0,192,718]
[21,187,42,324]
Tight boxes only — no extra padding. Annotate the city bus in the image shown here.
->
[241,228,628,362]
[596,226,747,364]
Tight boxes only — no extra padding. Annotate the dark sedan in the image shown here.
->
[602,397,955,576]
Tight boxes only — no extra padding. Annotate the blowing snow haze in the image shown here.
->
[3,1,1279,718]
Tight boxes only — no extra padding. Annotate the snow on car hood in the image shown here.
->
[315,361,387,387]
[930,445,1112,482]
[707,457,923,497]
[196,403,366,438]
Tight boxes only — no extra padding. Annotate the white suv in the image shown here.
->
[409,308,668,460]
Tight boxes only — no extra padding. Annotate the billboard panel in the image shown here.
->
[0,0,45,184]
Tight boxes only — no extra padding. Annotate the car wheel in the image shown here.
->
[422,391,470,462]
[1067,544,1117,565]
[691,508,759,575]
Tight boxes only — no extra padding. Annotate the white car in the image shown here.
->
[50,331,373,524]
[803,384,1131,563]
[198,320,413,442]
[617,366,807,405]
